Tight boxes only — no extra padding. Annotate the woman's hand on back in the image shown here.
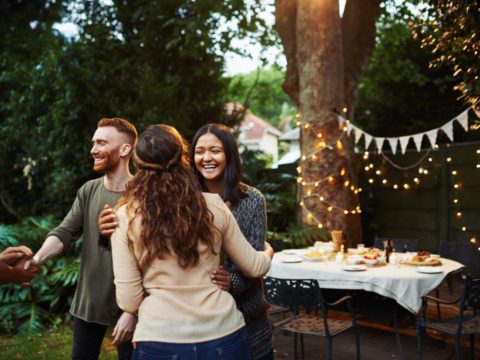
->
[211,266,231,291]
[264,242,274,259]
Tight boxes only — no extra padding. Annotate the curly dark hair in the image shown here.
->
[117,124,215,269]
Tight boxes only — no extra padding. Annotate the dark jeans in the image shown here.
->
[72,316,133,360]
[256,349,274,360]
[132,327,252,360]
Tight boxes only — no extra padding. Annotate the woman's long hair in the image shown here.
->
[117,124,216,269]
[190,124,244,206]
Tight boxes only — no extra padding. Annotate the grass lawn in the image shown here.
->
[0,325,118,359]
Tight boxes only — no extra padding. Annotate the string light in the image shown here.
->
[296,112,362,230]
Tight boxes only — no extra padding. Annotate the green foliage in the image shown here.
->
[227,67,296,127]
[283,223,330,249]
[0,0,275,221]
[0,217,79,334]
[412,0,480,107]
[0,325,117,359]
[241,148,297,233]
[354,0,465,142]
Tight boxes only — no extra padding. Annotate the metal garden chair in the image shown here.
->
[264,276,360,360]
[417,274,480,360]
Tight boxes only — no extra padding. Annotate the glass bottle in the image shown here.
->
[336,245,345,264]
[385,240,393,263]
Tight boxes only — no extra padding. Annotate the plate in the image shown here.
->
[343,265,367,271]
[281,256,302,263]
[416,266,443,274]
[282,250,301,255]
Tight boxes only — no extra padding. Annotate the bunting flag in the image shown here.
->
[426,129,438,149]
[347,122,354,136]
[455,109,469,131]
[354,128,363,144]
[374,137,385,152]
[441,121,454,141]
[364,133,373,150]
[399,136,410,154]
[387,138,398,155]
[340,106,477,154]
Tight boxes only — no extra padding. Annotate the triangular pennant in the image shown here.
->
[364,133,373,150]
[374,137,385,153]
[426,129,438,148]
[338,115,346,130]
[387,138,398,155]
[441,121,454,141]
[399,136,410,154]
[354,127,363,144]
[455,109,469,131]
[413,133,424,152]
[347,122,353,136]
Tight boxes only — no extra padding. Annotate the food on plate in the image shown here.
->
[401,250,442,266]
[412,250,431,262]
[304,251,323,259]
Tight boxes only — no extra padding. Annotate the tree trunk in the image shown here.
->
[275,0,382,247]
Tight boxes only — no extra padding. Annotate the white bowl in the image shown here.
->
[363,258,378,266]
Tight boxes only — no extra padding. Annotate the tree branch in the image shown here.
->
[342,0,382,112]
[275,0,299,106]
[0,193,21,221]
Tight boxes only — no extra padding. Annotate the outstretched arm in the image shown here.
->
[29,236,64,267]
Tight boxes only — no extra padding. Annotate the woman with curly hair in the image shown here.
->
[110,124,273,360]
[191,124,274,360]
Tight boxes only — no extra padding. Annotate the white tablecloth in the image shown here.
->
[267,251,464,313]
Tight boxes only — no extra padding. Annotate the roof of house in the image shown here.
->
[225,102,281,140]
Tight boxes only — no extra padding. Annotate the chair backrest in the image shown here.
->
[264,277,324,314]
[439,241,480,268]
[460,274,480,315]
[373,236,419,253]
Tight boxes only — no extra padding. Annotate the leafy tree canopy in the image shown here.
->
[354,0,466,141]
[412,0,480,107]
[227,66,296,129]
[0,0,275,222]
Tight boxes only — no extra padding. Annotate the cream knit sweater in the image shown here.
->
[111,193,271,343]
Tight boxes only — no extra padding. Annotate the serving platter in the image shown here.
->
[401,258,442,266]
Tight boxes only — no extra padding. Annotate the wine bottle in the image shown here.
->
[385,240,393,263]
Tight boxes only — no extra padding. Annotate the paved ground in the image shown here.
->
[269,281,478,360]
[271,322,460,360]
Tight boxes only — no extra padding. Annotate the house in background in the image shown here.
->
[225,103,282,164]
[272,127,300,168]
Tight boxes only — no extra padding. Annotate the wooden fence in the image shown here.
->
[359,141,480,252]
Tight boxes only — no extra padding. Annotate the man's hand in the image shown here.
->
[112,312,137,346]
[98,204,119,237]
[0,246,34,264]
[211,266,231,291]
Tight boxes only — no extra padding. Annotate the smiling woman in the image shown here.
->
[190,124,274,360]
